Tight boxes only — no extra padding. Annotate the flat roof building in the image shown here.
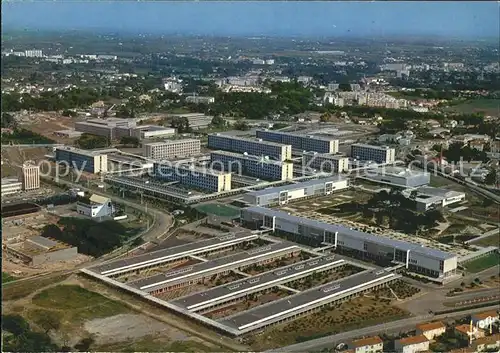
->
[6,235,78,266]
[349,336,383,353]
[55,146,108,174]
[362,166,430,188]
[76,194,114,219]
[351,143,396,164]
[153,162,231,193]
[130,125,176,139]
[256,129,339,154]
[1,178,22,196]
[208,134,292,161]
[210,151,293,181]
[241,206,458,278]
[143,139,201,160]
[302,151,350,173]
[402,187,466,211]
[243,176,349,206]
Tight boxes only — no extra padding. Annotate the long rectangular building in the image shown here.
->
[89,233,259,276]
[210,151,293,181]
[351,143,396,164]
[172,256,346,311]
[208,134,292,161]
[218,269,400,334]
[129,242,300,294]
[55,146,108,174]
[143,139,201,160]
[302,152,350,173]
[153,162,231,193]
[256,130,339,154]
[240,206,458,278]
[243,176,349,206]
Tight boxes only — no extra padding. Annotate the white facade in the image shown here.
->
[143,139,201,160]
[394,336,430,353]
[1,178,22,196]
[76,194,114,218]
[22,162,40,191]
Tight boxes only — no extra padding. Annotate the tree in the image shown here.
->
[1,112,17,129]
[484,168,499,185]
[74,337,95,352]
[2,314,30,336]
[319,113,331,123]
[115,105,135,119]
[37,312,61,334]
[233,120,250,131]
[119,136,140,147]
[170,116,192,133]
[61,109,77,117]
[210,115,227,128]
[338,83,351,92]
[76,133,110,149]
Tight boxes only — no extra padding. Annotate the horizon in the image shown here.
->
[2,1,499,40]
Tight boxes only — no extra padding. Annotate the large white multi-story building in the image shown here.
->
[210,151,293,181]
[208,134,292,161]
[55,146,108,174]
[75,118,137,140]
[143,139,201,160]
[256,130,339,154]
[240,206,458,279]
[302,152,350,173]
[22,161,40,191]
[76,194,114,219]
[243,176,349,206]
[362,166,430,188]
[25,49,43,58]
[153,162,231,193]
[351,143,396,164]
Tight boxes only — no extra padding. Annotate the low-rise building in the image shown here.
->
[362,166,430,188]
[473,333,500,352]
[185,96,215,104]
[416,321,446,340]
[349,336,383,353]
[130,125,176,139]
[76,194,114,219]
[6,235,78,266]
[471,310,500,330]
[1,178,22,196]
[454,324,485,341]
[394,335,430,353]
[402,186,466,211]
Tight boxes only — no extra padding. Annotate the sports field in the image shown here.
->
[195,203,241,218]
[464,253,500,273]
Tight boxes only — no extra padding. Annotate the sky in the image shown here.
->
[2,1,498,39]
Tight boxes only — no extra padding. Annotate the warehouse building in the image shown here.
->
[6,235,78,266]
[129,242,300,294]
[143,139,201,160]
[210,151,293,181]
[362,166,430,187]
[208,134,292,161]
[55,146,108,174]
[153,162,231,192]
[243,176,349,206]
[218,270,400,334]
[351,143,396,164]
[302,152,350,173]
[402,187,466,211]
[91,233,259,276]
[240,207,458,278]
[256,130,339,154]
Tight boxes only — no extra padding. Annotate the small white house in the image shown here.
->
[394,335,429,353]
[76,194,114,219]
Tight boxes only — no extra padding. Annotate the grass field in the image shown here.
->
[95,335,219,352]
[444,99,500,115]
[195,203,240,218]
[474,234,500,247]
[3,273,71,301]
[2,272,16,284]
[31,285,130,323]
[464,253,500,273]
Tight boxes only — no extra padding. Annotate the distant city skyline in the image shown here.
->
[2,1,498,39]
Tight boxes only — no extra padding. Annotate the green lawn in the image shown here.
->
[3,274,71,301]
[2,272,16,284]
[444,99,500,115]
[195,203,240,218]
[31,285,130,323]
[464,253,500,273]
[95,336,220,352]
[474,234,500,247]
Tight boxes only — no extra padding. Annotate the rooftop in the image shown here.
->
[455,324,479,335]
[144,138,200,147]
[55,146,107,157]
[351,336,383,347]
[416,321,446,332]
[397,335,429,346]
[155,161,231,176]
[246,176,347,197]
[370,166,426,177]
[210,133,292,148]
[244,206,456,260]
[302,151,348,159]
[472,310,499,320]
[26,235,58,250]
[352,143,393,151]
[211,151,292,166]
[257,129,339,142]
[1,178,21,185]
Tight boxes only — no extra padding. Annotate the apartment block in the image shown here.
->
[55,147,108,174]
[256,130,339,154]
[350,143,396,164]
[302,152,350,173]
[153,162,231,193]
[210,151,293,181]
[22,161,40,191]
[208,134,292,161]
[143,139,201,160]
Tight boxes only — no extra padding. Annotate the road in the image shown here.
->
[267,304,500,353]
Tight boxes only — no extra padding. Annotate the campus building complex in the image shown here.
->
[256,130,339,154]
[208,134,292,161]
[362,166,430,188]
[210,151,293,181]
[75,118,137,140]
[350,143,396,164]
[153,162,231,193]
[240,206,458,278]
[302,152,350,173]
[143,139,201,160]
[55,146,108,174]
[243,176,349,206]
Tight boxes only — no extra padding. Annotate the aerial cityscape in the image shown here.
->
[1,1,499,353]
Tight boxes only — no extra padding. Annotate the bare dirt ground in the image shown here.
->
[18,112,78,144]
